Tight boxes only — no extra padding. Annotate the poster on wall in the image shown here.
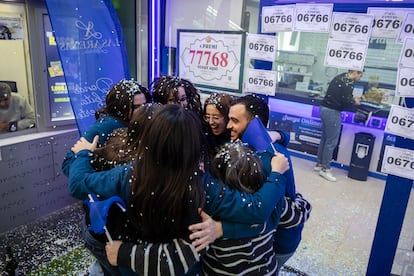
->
[177,29,245,93]
[0,15,24,40]
[367,8,413,39]
[268,108,341,160]
[293,3,333,33]
[381,145,414,180]
[384,105,414,140]
[246,33,277,62]
[261,5,295,33]
[329,12,374,44]
[323,40,368,71]
[396,13,414,43]
[245,68,277,95]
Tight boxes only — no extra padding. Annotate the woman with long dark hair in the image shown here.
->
[66,105,205,275]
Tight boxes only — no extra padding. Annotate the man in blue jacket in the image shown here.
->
[226,94,310,273]
[190,94,311,274]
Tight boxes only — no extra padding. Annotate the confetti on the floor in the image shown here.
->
[0,203,93,275]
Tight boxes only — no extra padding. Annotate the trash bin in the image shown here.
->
[348,132,376,181]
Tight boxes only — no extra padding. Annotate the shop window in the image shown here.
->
[0,2,36,137]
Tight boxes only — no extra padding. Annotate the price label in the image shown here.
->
[381,146,414,180]
[368,8,408,39]
[324,40,367,70]
[398,37,414,68]
[385,105,414,139]
[178,31,243,91]
[396,67,414,97]
[329,12,374,44]
[397,13,414,43]
[261,5,295,33]
[244,69,277,95]
[294,3,333,33]
[246,33,277,62]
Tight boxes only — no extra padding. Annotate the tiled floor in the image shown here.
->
[0,155,413,275]
[281,155,414,276]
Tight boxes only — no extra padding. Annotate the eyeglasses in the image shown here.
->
[203,114,224,122]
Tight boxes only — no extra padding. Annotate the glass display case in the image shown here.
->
[256,1,414,115]
[274,31,402,111]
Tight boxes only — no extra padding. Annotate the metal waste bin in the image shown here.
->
[348,132,376,181]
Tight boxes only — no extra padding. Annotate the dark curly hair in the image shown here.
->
[151,75,203,118]
[95,79,149,124]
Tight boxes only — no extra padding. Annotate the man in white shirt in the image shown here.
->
[0,82,35,132]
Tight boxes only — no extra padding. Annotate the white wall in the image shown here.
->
[0,40,29,100]
[165,0,244,48]
[0,2,33,104]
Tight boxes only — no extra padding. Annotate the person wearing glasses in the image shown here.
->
[203,93,290,166]
[203,93,233,153]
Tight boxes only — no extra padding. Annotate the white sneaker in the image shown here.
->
[314,164,323,172]
[319,169,337,182]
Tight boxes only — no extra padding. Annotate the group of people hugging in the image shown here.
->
[62,76,312,276]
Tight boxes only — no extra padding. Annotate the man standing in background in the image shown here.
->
[315,70,362,181]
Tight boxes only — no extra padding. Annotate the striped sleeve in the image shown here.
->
[201,230,277,275]
[117,239,200,275]
[279,193,312,229]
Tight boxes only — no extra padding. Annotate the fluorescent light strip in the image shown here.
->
[150,0,160,84]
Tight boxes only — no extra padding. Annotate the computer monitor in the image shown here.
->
[352,84,365,97]
[1,81,17,92]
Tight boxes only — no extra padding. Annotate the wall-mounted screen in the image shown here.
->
[42,14,75,122]
[353,84,365,97]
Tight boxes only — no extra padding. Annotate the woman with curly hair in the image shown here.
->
[151,75,203,119]
[84,78,150,146]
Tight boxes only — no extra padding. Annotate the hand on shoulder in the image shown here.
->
[71,135,99,154]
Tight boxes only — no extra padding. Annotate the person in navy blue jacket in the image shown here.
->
[228,95,310,273]
[190,95,312,274]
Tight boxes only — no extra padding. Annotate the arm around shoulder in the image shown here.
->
[279,193,312,229]
[203,171,287,224]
